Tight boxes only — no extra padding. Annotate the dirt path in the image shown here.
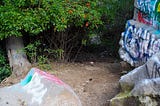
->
[51,59,122,106]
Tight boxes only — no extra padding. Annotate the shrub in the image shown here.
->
[0,0,107,61]
[23,41,52,70]
[0,49,11,82]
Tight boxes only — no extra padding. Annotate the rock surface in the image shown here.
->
[119,19,160,66]
[0,68,81,106]
[110,92,160,106]
[120,52,160,92]
[131,78,160,96]
[110,53,160,106]
[112,0,160,105]
[110,92,139,106]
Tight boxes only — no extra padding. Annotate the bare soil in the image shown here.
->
[0,58,126,106]
[50,58,123,106]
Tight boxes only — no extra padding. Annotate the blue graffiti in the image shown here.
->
[136,0,160,29]
[137,0,158,14]
[145,62,160,78]
[119,0,160,66]
[119,20,160,66]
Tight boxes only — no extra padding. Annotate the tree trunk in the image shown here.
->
[6,36,31,77]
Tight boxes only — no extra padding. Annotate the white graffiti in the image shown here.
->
[23,73,47,104]
[119,20,160,66]
[137,0,157,13]
[136,0,160,29]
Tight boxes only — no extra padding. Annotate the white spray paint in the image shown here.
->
[23,73,47,104]
[119,20,160,66]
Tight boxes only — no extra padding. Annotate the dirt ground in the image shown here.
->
[0,57,127,106]
[50,58,123,106]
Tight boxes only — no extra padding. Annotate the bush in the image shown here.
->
[23,41,52,70]
[0,0,108,62]
[0,0,134,61]
[0,49,11,82]
[97,0,134,57]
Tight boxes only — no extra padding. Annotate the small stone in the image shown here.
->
[90,62,94,66]
[121,71,128,75]
[86,80,89,83]
[89,78,92,81]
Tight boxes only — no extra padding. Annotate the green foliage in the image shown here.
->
[113,0,134,26]
[23,41,52,70]
[0,0,134,60]
[37,55,51,71]
[23,41,40,63]
[0,0,106,39]
[44,48,64,61]
[95,0,134,57]
[0,49,11,82]
[96,0,134,32]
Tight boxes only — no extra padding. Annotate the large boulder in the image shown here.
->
[113,0,160,105]
[131,78,160,96]
[110,53,160,106]
[0,68,81,106]
[120,52,160,92]
[110,92,160,106]
[119,19,160,67]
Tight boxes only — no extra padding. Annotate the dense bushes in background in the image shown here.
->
[97,0,134,57]
[0,0,134,63]
[0,0,107,62]
[0,0,104,38]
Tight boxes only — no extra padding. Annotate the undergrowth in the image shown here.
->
[23,41,53,71]
[0,49,11,82]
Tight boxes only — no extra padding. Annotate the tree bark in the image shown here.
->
[6,36,31,77]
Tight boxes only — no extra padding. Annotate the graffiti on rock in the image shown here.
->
[136,0,158,13]
[23,72,47,104]
[119,20,160,66]
[135,0,160,29]
[21,68,67,105]
[136,9,160,29]
[34,68,66,86]
[152,63,160,78]
[138,11,153,25]
[145,56,160,78]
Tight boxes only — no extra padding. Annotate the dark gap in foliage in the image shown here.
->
[0,40,11,82]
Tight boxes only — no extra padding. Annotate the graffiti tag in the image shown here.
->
[120,20,160,66]
[23,73,47,104]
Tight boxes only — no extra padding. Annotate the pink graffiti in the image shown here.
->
[33,68,66,86]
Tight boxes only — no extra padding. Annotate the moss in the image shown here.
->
[110,92,139,106]
[116,91,131,98]
[139,96,158,106]
[120,83,134,92]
